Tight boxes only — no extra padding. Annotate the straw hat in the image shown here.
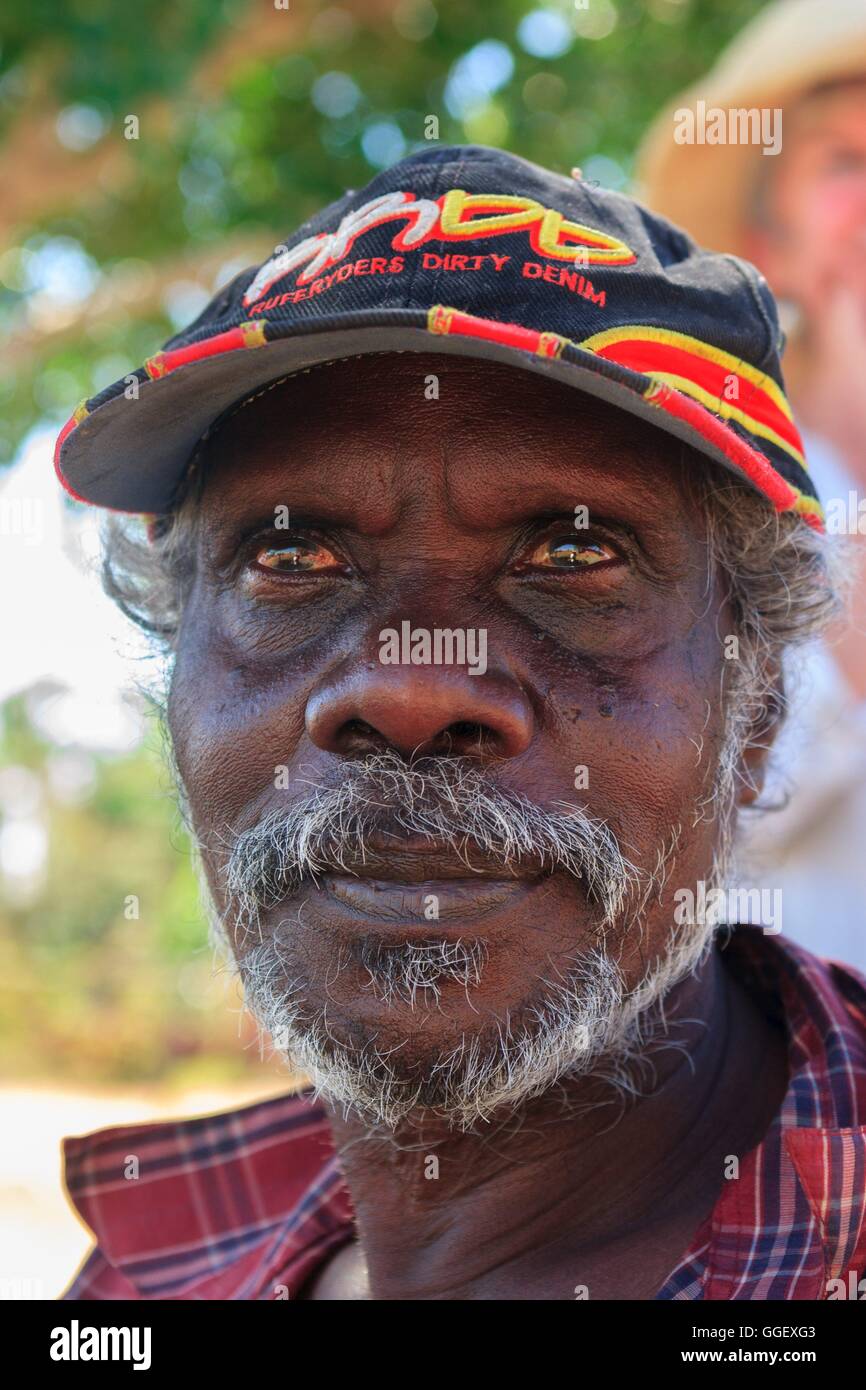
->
[636,0,866,258]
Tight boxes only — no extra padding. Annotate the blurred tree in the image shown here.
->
[0,0,768,467]
[0,692,273,1084]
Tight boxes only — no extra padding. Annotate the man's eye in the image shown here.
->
[524,537,620,570]
[253,537,343,573]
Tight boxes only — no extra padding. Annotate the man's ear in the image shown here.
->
[735,661,785,808]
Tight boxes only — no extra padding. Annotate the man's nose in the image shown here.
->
[305,657,534,760]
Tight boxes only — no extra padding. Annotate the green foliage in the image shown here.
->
[1,0,768,465]
[0,696,267,1083]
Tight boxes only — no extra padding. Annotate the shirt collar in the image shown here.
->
[687,931,866,1299]
[63,1088,355,1299]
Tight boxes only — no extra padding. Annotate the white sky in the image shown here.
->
[0,425,148,752]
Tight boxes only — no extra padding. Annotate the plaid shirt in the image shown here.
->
[61,928,866,1300]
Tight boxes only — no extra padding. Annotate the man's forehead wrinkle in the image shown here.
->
[422,375,702,531]
[441,434,698,539]
[196,354,704,543]
[197,424,405,537]
[196,433,698,556]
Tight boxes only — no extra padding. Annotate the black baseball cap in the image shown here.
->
[54,143,823,532]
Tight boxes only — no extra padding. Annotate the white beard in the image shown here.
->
[197,750,733,1132]
[229,912,716,1132]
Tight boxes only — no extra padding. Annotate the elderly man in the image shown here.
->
[56,145,866,1301]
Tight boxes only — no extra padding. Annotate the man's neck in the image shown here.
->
[321,944,789,1300]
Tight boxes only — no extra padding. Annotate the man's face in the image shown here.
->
[748,82,866,308]
[168,354,738,1126]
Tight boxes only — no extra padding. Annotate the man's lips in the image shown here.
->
[297,834,547,926]
[321,873,542,924]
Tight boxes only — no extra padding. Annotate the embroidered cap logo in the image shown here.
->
[243,189,637,307]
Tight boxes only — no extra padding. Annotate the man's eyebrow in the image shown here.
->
[489,477,693,543]
[200,499,370,552]
[199,509,323,568]
[508,505,644,543]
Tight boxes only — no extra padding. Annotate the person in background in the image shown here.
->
[638,0,866,968]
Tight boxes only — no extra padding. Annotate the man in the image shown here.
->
[638,0,866,967]
[56,145,866,1301]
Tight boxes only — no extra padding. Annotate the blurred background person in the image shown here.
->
[638,0,866,967]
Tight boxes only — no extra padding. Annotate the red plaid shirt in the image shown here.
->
[61,929,866,1300]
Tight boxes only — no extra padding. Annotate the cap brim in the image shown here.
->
[55,307,822,528]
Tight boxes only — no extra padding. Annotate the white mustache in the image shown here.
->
[223,752,640,934]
